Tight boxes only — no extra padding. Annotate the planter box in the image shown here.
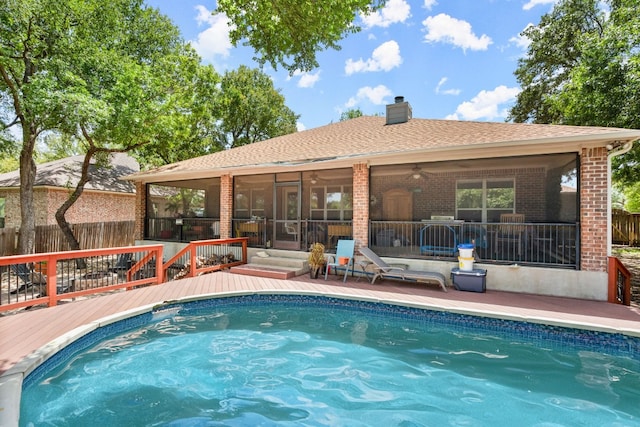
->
[451,267,487,293]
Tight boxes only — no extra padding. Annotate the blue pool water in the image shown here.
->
[21,295,640,426]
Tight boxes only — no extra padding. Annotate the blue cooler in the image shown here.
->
[451,267,487,292]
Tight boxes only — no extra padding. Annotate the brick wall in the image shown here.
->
[46,189,135,224]
[220,174,233,238]
[135,182,146,240]
[2,187,136,228]
[352,163,369,248]
[580,147,608,272]
[370,167,548,221]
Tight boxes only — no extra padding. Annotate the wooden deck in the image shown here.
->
[2,270,640,378]
[2,271,640,426]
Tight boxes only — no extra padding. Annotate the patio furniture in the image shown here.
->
[419,223,458,256]
[494,213,526,257]
[108,253,133,278]
[325,239,355,282]
[327,224,351,247]
[9,264,40,294]
[359,247,447,292]
[285,222,299,241]
[211,221,220,238]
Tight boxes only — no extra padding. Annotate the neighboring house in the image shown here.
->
[125,97,640,301]
[0,153,139,228]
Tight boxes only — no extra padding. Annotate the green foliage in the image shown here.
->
[508,0,640,185]
[216,0,385,73]
[215,65,299,149]
[621,183,640,212]
[0,0,200,252]
[340,108,364,121]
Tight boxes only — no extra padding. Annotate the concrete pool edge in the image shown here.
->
[2,288,640,427]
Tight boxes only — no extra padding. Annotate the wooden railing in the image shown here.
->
[0,238,249,314]
[0,245,163,312]
[162,238,248,281]
[608,256,631,305]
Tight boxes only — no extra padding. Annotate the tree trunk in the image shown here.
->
[55,150,96,269]
[17,131,37,254]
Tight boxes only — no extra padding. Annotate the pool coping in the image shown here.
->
[2,270,640,427]
[3,287,640,427]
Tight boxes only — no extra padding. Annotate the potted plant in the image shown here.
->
[308,243,326,279]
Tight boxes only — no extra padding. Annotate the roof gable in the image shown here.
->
[0,153,139,193]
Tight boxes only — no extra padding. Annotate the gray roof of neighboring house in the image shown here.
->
[0,152,139,193]
[125,114,640,184]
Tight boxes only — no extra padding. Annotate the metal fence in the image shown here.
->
[369,220,579,268]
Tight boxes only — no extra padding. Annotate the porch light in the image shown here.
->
[310,173,318,184]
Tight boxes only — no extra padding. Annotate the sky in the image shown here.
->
[144,0,559,131]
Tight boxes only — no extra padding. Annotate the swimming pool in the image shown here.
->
[20,295,640,425]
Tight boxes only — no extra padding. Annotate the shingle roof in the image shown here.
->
[0,152,139,193]
[126,116,640,183]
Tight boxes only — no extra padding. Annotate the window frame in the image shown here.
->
[310,185,353,220]
[456,178,515,222]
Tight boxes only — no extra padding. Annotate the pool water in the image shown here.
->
[21,296,640,426]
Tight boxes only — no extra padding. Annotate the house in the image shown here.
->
[125,97,640,301]
[0,153,139,228]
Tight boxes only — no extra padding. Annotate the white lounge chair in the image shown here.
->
[359,247,447,292]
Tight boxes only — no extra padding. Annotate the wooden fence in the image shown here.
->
[0,221,136,256]
[612,209,640,246]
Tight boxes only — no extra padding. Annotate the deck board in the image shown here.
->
[2,271,640,377]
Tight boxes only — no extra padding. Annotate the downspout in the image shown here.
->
[607,141,634,256]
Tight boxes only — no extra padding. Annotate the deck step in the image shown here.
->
[230,264,299,280]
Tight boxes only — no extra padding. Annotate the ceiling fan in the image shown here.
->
[309,172,323,184]
[406,164,431,180]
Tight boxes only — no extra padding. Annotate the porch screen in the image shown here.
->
[456,179,514,222]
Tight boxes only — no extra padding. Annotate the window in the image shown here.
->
[235,188,265,218]
[310,185,352,220]
[456,179,514,222]
[0,197,4,228]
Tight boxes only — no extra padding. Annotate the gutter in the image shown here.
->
[607,140,636,256]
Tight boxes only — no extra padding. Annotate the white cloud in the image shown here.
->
[523,0,557,11]
[292,70,321,88]
[445,85,520,121]
[423,0,438,9]
[296,121,306,132]
[422,13,492,52]
[509,24,533,51]
[435,77,461,96]
[345,85,393,108]
[190,6,233,61]
[361,0,411,28]
[345,40,402,75]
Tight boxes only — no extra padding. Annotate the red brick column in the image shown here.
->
[352,163,369,248]
[134,182,146,240]
[580,147,608,271]
[220,174,233,239]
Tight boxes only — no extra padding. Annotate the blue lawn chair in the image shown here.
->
[325,239,355,282]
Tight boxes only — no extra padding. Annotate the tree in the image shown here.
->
[215,66,298,149]
[131,61,223,169]
[340,108,364,121]
[216,0,385,73]
[508,0,640,184]
[0,0,195,253]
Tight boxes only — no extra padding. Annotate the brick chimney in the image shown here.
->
[385,96,412,125]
